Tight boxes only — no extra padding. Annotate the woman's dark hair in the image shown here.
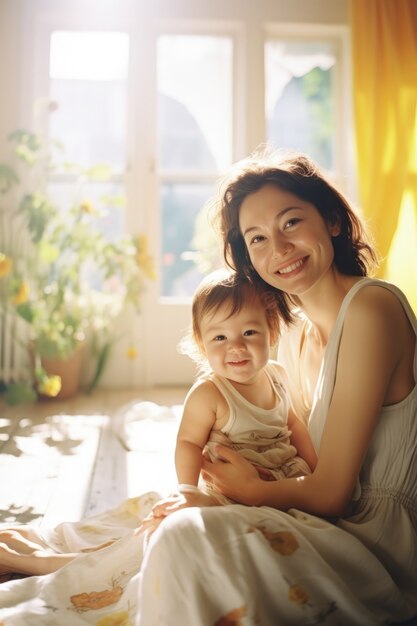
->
[211,149,379,323]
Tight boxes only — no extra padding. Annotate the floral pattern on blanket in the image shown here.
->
[249,525,300,555]
[96,612,134,626]
[0,502,369,626]
[215,605,247,625]
[245,525,338,624]
[70,585,124,612]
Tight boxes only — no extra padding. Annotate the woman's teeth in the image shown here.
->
[278,258,305,274]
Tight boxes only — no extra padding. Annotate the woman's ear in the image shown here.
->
[328,217,341,237]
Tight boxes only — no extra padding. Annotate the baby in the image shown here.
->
[173,269,317,504]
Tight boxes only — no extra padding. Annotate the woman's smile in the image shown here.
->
[275,255,308,276]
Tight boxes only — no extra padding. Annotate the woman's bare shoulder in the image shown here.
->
[340,282,413,381]
[345,282,409,329]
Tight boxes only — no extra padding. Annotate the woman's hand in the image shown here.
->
[201,444,263,505]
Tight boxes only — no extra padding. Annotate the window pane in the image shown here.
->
[160,182,216,297]
[157,34,232,299]
[49,31,129,170]
[48,180,124,242]
[265,40,336,170]
[157,35,232,172]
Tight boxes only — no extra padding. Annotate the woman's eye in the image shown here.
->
[249,234,265,245]
[284,217,301,230]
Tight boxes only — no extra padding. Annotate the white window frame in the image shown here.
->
[14,4,353,387]
[263,22,355,194]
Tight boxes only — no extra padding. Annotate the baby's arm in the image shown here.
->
[175,380,219,486]
[146,382,221,521]
[287,409,318,471]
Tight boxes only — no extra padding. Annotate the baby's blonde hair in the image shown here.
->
[179,268,281,373]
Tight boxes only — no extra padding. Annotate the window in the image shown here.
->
[157,34,233,298]
[264,24,351,182]
[25,4,351,385]
[265,39,336,170]
[48,31,130,241]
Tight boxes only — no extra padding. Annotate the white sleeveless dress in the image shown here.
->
[280,278,417,613]
[136,278,417,625]
[1,278,416,626]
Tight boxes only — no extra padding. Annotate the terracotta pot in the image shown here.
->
[30,341,85,400]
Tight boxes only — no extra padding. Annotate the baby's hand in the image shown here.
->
[151,489,218,519]
[254,465,277,481]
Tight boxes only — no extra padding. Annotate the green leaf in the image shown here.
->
[0,164,19,193]
[38,241,60,263]
[15,144,37,165]
[86,340,112,394]
[16,302,35,323]
[8,129,42,151]
[84,163,113,181]
[4,382,37,405]
[100,194,126,208]
[18,193,57,242]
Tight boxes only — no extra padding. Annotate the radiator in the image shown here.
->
[0,202,30,385]
[0,310,28,384]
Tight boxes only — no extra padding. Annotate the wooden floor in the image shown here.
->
[0,386,188,530]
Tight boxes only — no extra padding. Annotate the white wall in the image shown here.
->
[0,0,350,389]
[0,1,22,159]
[0,0,349,139]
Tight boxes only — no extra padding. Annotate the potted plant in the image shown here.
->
[0,128,155,404]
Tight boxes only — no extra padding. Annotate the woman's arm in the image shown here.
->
[203,287,410,517]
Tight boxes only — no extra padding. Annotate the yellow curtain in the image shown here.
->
[350,0,417,312]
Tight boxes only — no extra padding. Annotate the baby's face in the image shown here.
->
[200,297,271,385]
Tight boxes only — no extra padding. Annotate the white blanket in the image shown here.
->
[112,400,182,452]
[1,398,415,625]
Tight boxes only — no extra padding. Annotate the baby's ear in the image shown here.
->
[269,330,279,348]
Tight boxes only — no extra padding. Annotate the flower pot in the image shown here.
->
[30,341,85,400]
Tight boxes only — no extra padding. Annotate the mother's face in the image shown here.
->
[238,184,339,297]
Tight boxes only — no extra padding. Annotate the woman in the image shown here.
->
[136,151,417,625]
[1,151,416,626]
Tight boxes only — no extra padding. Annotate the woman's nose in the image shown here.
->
[272,232,292,257]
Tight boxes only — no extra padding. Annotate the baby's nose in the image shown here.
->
[229,339,245,351]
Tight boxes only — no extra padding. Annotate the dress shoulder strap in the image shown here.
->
[309,277,417,450]
[333,277,416,336]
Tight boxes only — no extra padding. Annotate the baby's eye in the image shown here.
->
[213,334,226,342]
[243,329,257,336]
